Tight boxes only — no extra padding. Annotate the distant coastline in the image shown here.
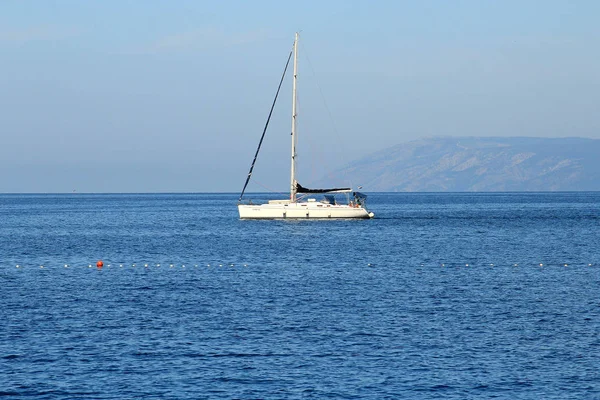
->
[323,137,600,192]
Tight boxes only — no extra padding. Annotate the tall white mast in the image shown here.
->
[290,32,299,202]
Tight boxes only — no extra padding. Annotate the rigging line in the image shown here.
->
[252,179,286,195]
[294,45,325,187]
[300,40,354,189]
[292,40,319,188]
[295,89,319,186]
[239,48,293,202]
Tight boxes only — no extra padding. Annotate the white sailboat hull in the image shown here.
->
[238,202,373,219]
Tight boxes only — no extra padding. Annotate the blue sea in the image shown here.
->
[1,192,599,399]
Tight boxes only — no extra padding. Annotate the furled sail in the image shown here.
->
[295,182,352,194]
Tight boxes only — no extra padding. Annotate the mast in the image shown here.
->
[290,32,299,202]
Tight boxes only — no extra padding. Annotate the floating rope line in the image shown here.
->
[6,261,597,269]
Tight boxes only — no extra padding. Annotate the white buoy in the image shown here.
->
[182,265,185,268]
[132,264,136,267]
[207,264,210,267]
[490,263,494,266]
[120,264,123,267]
[144,264,148,267]
[40,265,44,268]
[243,264,247,267]
[539,263,543,266]
[89,265,92,268]
[465,264,469,267]
[514,263,518,266]
[230,264,234,267]
[64,264,68,268]
[195,264,198,267]
[16,265,20,268]
[589,264,592,266]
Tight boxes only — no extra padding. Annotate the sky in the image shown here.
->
[1,0,599,192]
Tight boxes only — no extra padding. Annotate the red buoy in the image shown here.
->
[96,260,104,268]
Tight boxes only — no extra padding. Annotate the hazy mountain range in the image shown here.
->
[323,137,600,192]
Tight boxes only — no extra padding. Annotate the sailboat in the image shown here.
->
[238,33,374,219]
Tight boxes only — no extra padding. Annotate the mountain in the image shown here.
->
[325,137,600,192]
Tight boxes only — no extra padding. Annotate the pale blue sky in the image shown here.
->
[1,1,599,192]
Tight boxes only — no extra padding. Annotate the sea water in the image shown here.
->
[1,193,599,399]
